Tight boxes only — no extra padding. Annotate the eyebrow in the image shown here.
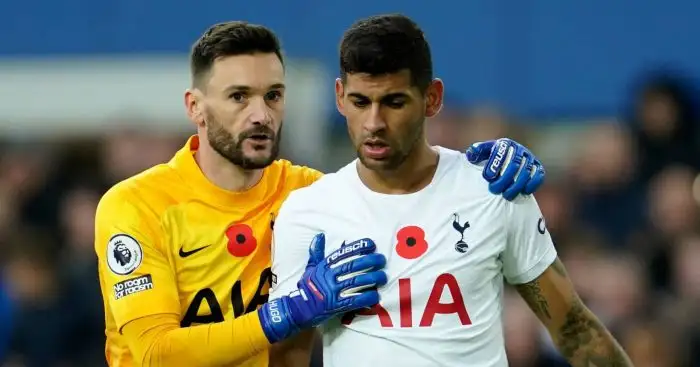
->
[225,83,286,92]
[347,92,410,99]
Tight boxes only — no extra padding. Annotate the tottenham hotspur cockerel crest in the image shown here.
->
[106,234,143,276]
[452,213,470,253]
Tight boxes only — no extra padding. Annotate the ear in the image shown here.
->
[424,78,444,118]
[184,88,205,127]
[335,78,346,117]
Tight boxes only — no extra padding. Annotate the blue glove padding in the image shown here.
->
[466,138,546,201]
[259,233,387,343]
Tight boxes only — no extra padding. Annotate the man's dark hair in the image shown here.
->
[190,21,283,88]
[340,14,433,92]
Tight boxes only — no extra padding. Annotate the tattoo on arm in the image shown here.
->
[515,258,568,321]
[516,259,632,366]
[557,298,631,366]
[515,279,551,320]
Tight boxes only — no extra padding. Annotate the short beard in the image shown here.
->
[355,118,424,171]
[206,117,281,170]
[356,145,410,171]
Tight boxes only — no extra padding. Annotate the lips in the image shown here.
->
[362,138,391,159]
[246,133,271,142]
[243,128,274,143]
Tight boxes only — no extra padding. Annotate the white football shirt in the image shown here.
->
[269,147,557,367]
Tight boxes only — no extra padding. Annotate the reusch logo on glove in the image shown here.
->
[490,140,509,174]
[329,239,372,263]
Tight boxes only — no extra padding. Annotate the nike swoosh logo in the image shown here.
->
[178,245,211,258]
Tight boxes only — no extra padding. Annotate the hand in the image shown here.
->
[259,233,387,343]
[466,138,545,201]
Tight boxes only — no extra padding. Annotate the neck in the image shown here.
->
[195,136,263,192]
[358,141,439,195]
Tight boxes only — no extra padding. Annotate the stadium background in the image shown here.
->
[1,1,700,366]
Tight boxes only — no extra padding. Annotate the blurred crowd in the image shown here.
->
[1,69,699,367]
[0,132,187,367]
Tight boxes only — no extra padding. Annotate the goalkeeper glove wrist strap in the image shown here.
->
[258,297,301,344]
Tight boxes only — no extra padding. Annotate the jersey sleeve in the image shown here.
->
[95,187,181,331]
[269,191,320,299]
[501,195,558,285]
[121,312,269,366]
[301,167,323,186]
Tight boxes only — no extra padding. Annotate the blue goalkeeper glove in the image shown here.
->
[466,138,546,201]
[259,233,387,343]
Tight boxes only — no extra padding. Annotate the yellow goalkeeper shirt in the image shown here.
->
[95,135,322,367]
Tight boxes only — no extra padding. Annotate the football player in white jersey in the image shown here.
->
[269,13,632,367]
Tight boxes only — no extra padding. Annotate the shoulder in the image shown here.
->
[284,161,353,204]
[436,147,544,223]
[430,147,518,229]
[95,166,179,269]
[96,163,178,225]
[435,146,496,196]
[277,161,355,216]
[504,193,543,221]
[268,159,324,190]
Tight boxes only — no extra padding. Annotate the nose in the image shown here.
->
[248,97,272,125]
[363,105,387,133]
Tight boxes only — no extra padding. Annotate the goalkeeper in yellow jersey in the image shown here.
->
[95,21,548,367]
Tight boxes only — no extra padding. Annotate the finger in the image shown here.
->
[339,271,388,297]
[341,288,381,308]
[483,139,512,182]
[502,153,534,201]
[488,143,522,194]
[334,253,386,280]
[326,238,376,267]
[524,161,545,195]
[465,140,495,164]
[307,233,326,268]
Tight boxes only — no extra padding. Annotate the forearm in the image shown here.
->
[123,312,270,367]
[515,258,633,367]
[551,302,633,367]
